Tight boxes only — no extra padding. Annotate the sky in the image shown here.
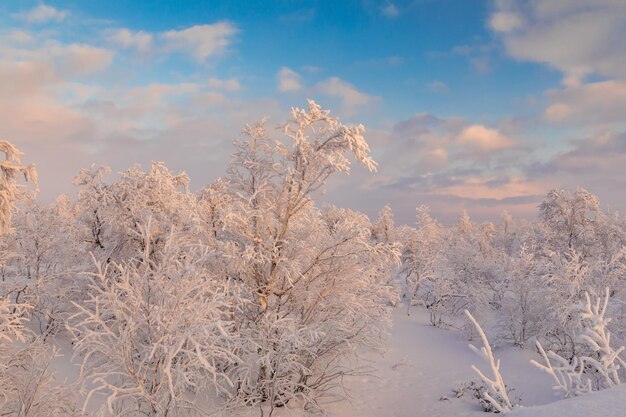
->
[1,0,626,224]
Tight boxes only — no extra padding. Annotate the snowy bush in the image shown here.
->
[531,288,626,398]
[73,162,196,264]
[465,310,517,413]
[0,141,81,416]
[67,222,239,416]
[497,245,549,347]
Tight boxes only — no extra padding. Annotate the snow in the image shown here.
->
[45,302,626,417]
[510,384,626,417]
[323,306,625,417]
[322,306,554,417]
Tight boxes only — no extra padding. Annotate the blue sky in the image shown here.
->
[1,0,625,223]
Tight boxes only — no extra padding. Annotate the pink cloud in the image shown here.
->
[544,80,626,127]
[458,124,517,152]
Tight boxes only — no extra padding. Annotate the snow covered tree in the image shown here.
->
[0,140,39,338]
[578,288,626,390]
[0,139,38,340]
[401,205,445,317]
[212,101,399,413]
[67,222,239,416]
[371,204,396,244]
[73,162,196,265]
[0,141,81,416]
[539,188,603,257]
[531,288,626,397]
[0,340,84,417]
[541,249,598,357]
[0,140,38,235]
[7,196,82,337]
[497,245,549,347]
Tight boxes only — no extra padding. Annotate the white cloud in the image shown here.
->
[544,80,626,126]
[433,176,544,201]
[381,2,399,18]
[125,83,198,104]
[372,113,520,185]
[301,65,322,74]
[488,12,523,32]
[108,29,154,53]
[333,112,537,223]
[426,80,449,93]
[314,77,379,116]
[6,30,34,43]
[0,41,114,84]
[458,125,516,152]
[161,22,237,62]
[54,44,114,76]
[207,77,241,91]
[22,4,68,23]
[277,67,302,92]
[489,0,626,85]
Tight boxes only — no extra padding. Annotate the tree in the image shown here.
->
[497,245,549,347]
[213,101,399,413]
[401,205,444,317]
[73,162,196,265]
[67,223,238,417]
[539,188,603,256]
[0,140,81,416]
[371,204,396,244]
[0,140,38,234]
[8,197,81,336]
[531,288,626,397]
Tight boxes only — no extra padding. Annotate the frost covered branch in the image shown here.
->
[465,310,515,413]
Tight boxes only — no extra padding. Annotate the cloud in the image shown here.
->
[381,2,399,18]
[438,43,495,75]
[544,80,626,127]
[489,0,626,86]
[161,22,237,62]
[314,77,380,116]
[0,42,113,94]
[531,132,626,178]
[54,44,114,76]
[357,56,404,69]
[470,56,490,74]
[369,113,523,189]
[322,111,538,223]
[301,65,322,74]
[0,24,247,201]
[21,4,68,23]
[107,29,154,53]
[277,8,316,24]
[523,131,626,214]
[5,30,34,43]
[0,60,56,98]
[277,67,302,92]
[458,125,516,153]
[207,77,241,91]
[125,83,198,104]
[432,176,543,200]
[426,80,449,93]
[488,11,523,32]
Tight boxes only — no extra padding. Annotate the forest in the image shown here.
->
[1,101,625,416]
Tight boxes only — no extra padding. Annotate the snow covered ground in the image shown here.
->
[325,305,623,417]
[52,304,626,416]
[323,306,555,417]
[509,384,626,417]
